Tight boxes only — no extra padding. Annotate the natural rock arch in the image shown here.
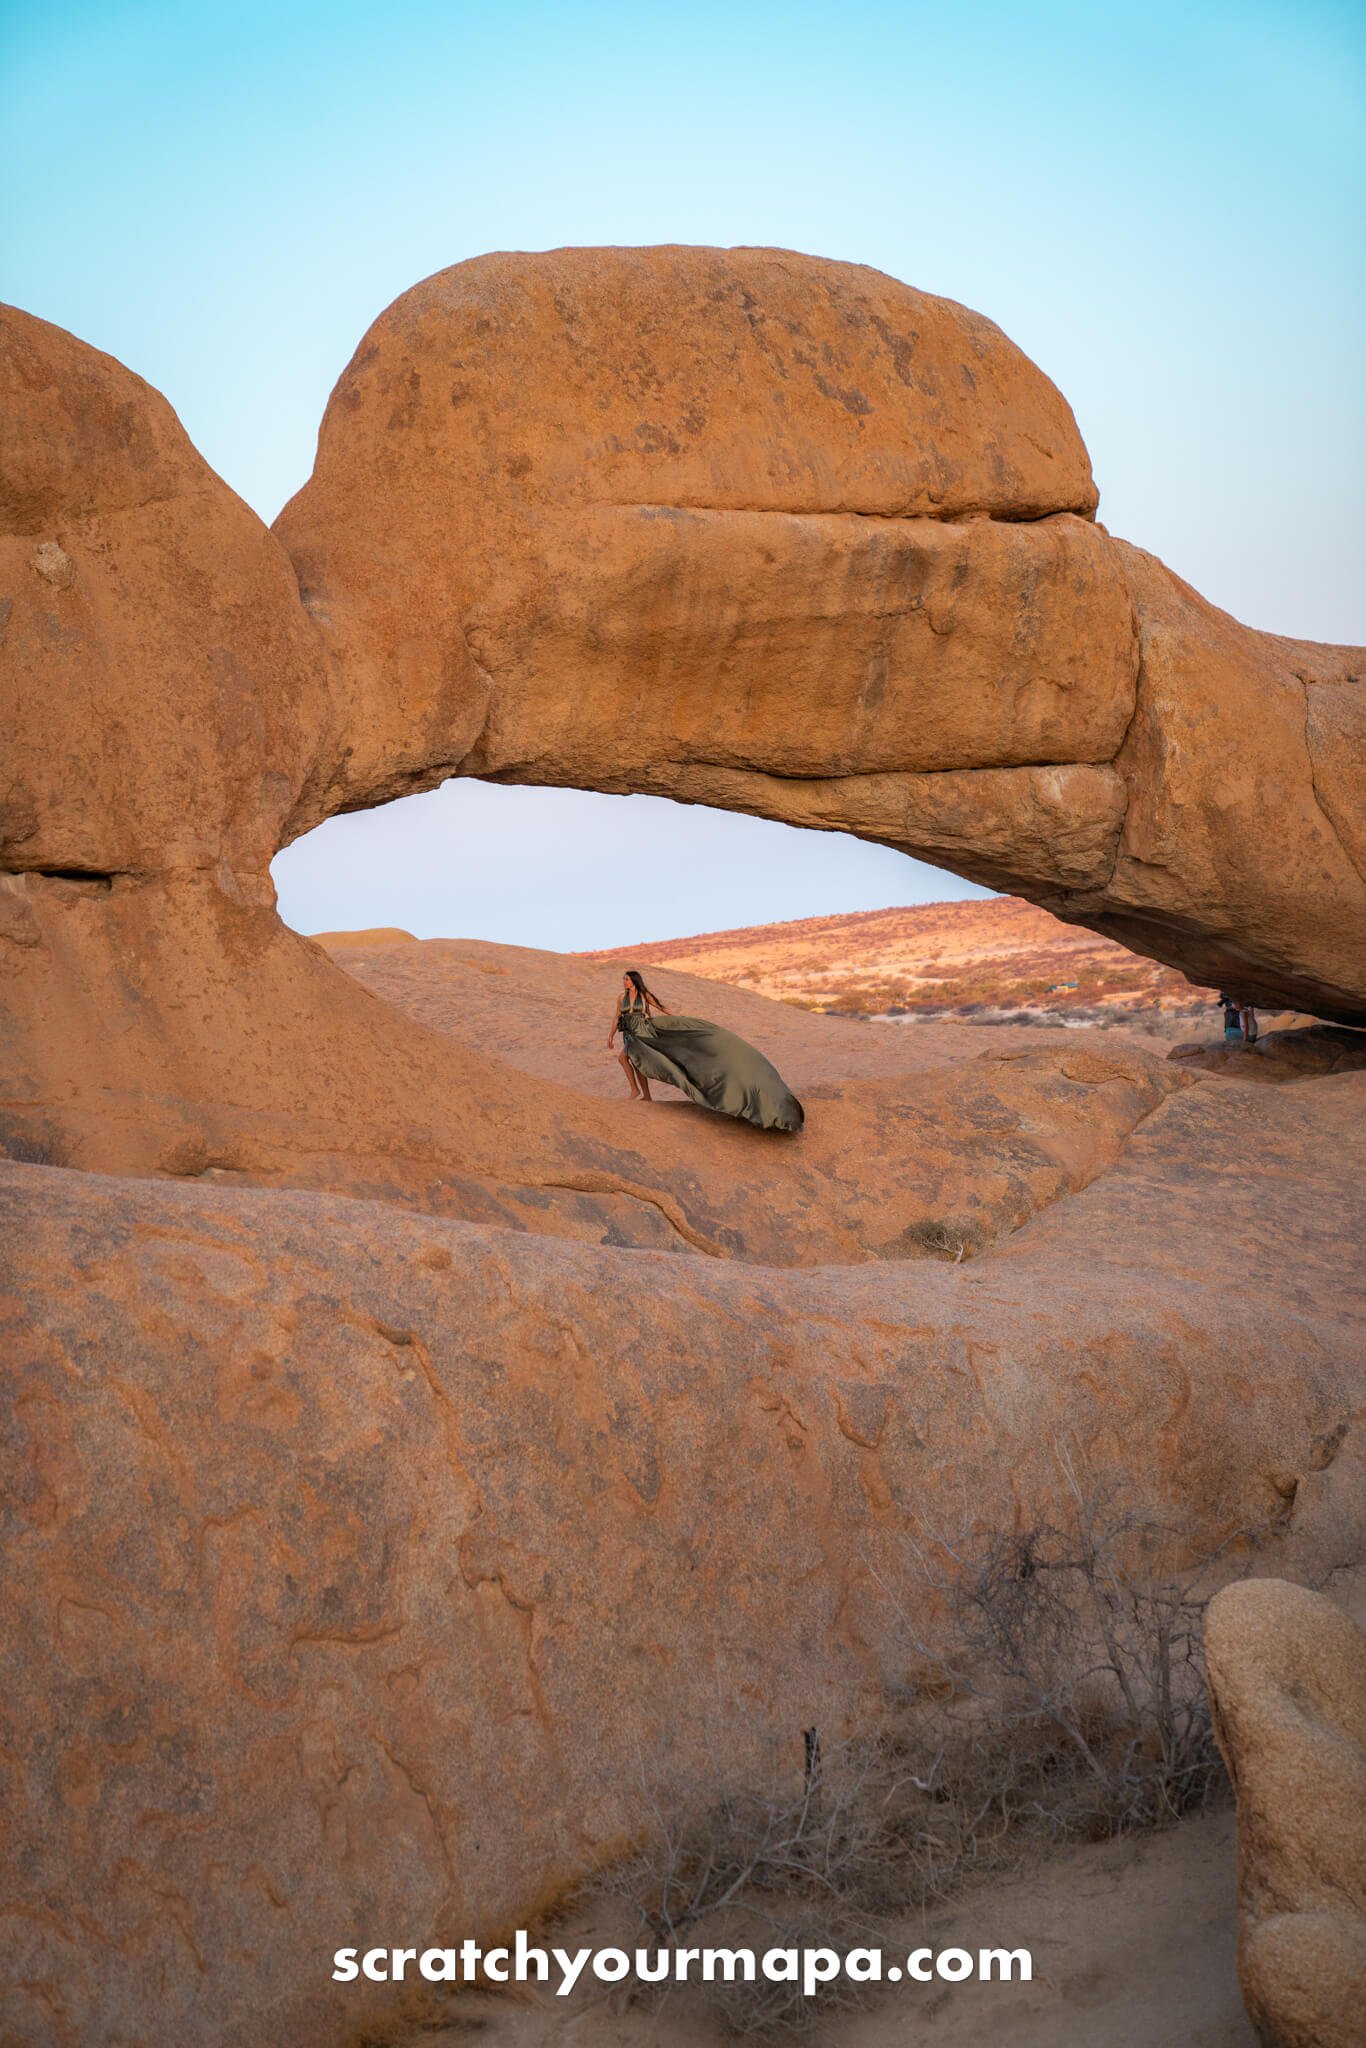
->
[273,246,1366,1025]
[2,261,1363,2048]
[1,250,1362,1224]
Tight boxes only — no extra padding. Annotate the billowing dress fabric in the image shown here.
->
[619,1002,804,1132]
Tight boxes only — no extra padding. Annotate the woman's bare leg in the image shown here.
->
[618,1051,653,1101]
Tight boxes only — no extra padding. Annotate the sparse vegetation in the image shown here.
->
[580,1450,1268,2039]
[341,1989,457,2045]
[580,897,1220,1030]
[884,1446,1250,1836]
[900,1217,978,1261]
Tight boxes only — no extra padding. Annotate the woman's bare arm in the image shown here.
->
[606,1004,619,1050]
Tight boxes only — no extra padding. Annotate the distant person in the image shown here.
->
[607,969,804,1132]
[1217,993,1260,1045]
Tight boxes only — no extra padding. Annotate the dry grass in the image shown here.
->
[377,1450,1349,2045]
[881,1447,1248,1839]
[340,1989,455,2045]
[581,898,1217,1026]
[898,1217,978,1262]
[581,1453,1274,2039]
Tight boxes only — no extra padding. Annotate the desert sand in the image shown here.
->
[400,1809,1256,2048]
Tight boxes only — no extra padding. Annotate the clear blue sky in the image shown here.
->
[4,1,1361,948]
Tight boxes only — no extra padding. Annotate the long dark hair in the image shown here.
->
[625,967,663,1007]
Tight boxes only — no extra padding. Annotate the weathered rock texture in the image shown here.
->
[1171,1024,1366,1084]
[3,255,1364,1206]
[0,308,330,879]
[1,256,1364,2048]
[275,247,1366,1023]
[4,1043,1364,2048]
[0,296,1184,1244]
[1206,1581,1366,2048]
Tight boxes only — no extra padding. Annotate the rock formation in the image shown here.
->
[1,308,330,882]
[275,247,1366,1023]
[1206,1580,1366,2048]
[0,296,1194,1245]
[1,253,1364,2046]
[4,1032,1364,2047]
[3,254,1363,1209]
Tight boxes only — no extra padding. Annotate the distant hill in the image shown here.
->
[581,896,1220,1030]
[311,926,418,948]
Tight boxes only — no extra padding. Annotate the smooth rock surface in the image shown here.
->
[1170,1024,1366,1084]
[1206,1581,1366,2048]
[4,1045,1363,2046]
[0,304,330,879]
[275,247,1366,1022]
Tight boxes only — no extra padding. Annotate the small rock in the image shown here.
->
[31,541,74,590]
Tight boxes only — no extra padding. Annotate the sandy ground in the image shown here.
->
[395,1808,1254,2048]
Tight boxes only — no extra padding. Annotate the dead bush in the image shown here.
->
[584,1451,1275,2038]
[883,1444,1256,1836]
[586,1732,900,2038]
[899,1217,978,1262]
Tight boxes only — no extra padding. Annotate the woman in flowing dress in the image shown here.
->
[606,969,804,1133]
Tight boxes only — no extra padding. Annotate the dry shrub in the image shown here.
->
[587,1735,893,2038]
[340,1987,453,2046]
[586,1451,1274,2039]
[884,1446,1250,1838]
[898,1217,978,1262]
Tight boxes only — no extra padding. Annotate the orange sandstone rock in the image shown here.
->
[0,305,330,879]
[311,925,418,947]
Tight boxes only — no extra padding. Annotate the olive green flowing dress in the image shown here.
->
[619,999,804,1133]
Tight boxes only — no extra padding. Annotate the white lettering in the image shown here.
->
[552,1946,592,1996]
[936,1947,974,1981]
[803,1948,841,1997]
[329,1932,1036,1996]
[980,1946,1032,1981]
[701,1947,756,1982]
[515,1929,550,1980]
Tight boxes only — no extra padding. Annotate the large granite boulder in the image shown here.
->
[1207,1580,1366,2048]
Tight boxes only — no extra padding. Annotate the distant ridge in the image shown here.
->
[312,927,418,948]
[581,895,1216,1025]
